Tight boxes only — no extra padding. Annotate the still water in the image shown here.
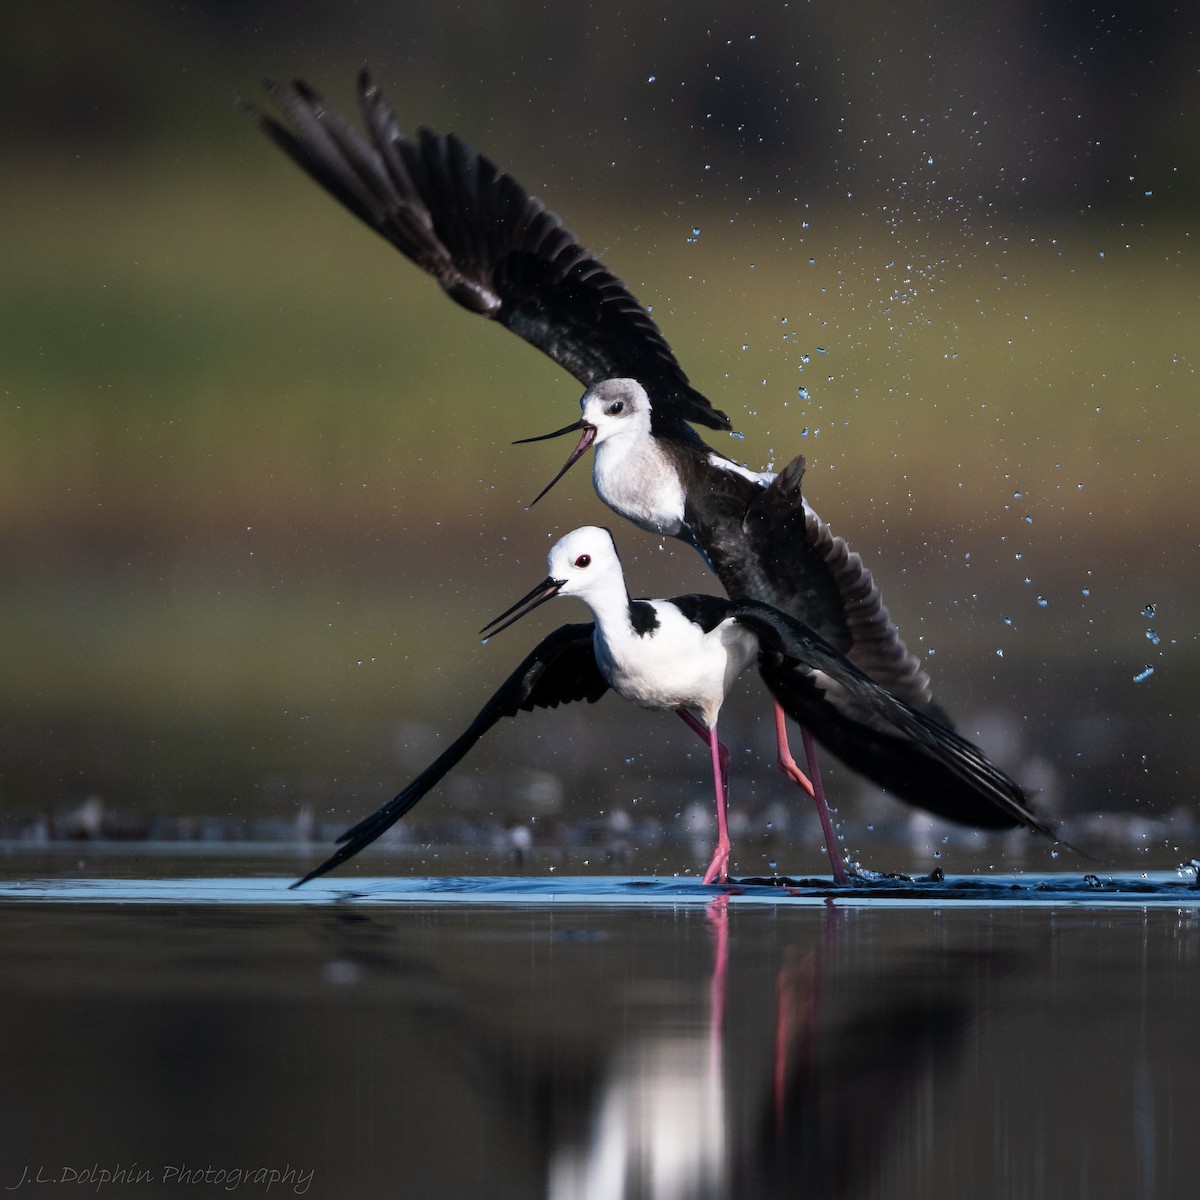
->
[2,862,1198,1199]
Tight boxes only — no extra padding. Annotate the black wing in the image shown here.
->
[292,623,607,887]
[741,455,937,714]
[245,70,730,433]
[732,600,1058,839]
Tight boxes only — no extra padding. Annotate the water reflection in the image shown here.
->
[3,896,1197,1197]
[548,901,730,1200]
[545,899,1004,1199]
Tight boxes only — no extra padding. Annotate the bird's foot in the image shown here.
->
[702,843,730,886]
[776,752,816,798]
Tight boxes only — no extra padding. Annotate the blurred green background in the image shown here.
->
[1,1,1195,857]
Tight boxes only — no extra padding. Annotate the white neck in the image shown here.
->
[571,573,636,641]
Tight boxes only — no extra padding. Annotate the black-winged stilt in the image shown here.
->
[291,528,1056,888]
[249,74,1034,875]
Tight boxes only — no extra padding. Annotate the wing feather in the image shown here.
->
[732,601,1057,838]
[247,71,730,431]
[292,623,607,887]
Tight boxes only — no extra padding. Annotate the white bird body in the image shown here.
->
[595,605,758,727]
[531,528,760,727]
[483,525,796,883]
[587,391,689,539]
[584,382,782,546]
[292,525,1058,889]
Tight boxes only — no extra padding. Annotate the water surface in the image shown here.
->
[3,861,1198,1198]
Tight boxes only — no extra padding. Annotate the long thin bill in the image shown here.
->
[512,419,584,446]
[480,577,564,640]
[524,424,598,508]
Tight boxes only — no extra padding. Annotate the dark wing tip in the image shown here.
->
[703,402,734,432]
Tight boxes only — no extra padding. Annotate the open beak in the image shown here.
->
[513,420,598,508]
[480,576,566,640]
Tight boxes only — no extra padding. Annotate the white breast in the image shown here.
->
[592,439,687,538]
[595,606,759,727]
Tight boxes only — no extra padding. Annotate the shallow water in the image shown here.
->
[3,856,1199,1198]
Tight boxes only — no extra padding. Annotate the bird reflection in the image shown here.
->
[739,928,992,1198]
[546,900,730,1200]
[546,901,1003,1200]
[313,903,1012,1198]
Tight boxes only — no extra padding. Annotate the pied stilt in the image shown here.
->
[292,528,1057,888]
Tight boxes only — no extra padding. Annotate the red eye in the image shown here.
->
[574,554,591,568]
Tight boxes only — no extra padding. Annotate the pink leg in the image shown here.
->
[676,709,732,885]
[677,707,729,789]
[773,701,815,797]
[774,701,850,885]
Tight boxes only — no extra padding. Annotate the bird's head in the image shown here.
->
[480,526,623,639]
[580,379,652,445]
[514,379,651,507]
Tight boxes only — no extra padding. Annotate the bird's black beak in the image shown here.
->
[481,576,566,640]
[513,420,598,508]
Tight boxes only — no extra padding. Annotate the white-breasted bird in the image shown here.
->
[291,528,1058,888]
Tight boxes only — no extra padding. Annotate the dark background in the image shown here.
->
[1,1,1195,864]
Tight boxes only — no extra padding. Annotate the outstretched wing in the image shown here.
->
[741,454,937,714]
[732,600,1057,839]
[246,70,730,432]
[293,623,607,887]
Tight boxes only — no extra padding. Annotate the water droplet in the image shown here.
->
[1141,603,1156,619]
[1023,515,1033,525]
[800,427,809,438]
[1036,596,1048,608]
[1146,629,1160,646]
[1081,588,1090,597]
[797,386,809,400]
[1132,665,1155,684]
